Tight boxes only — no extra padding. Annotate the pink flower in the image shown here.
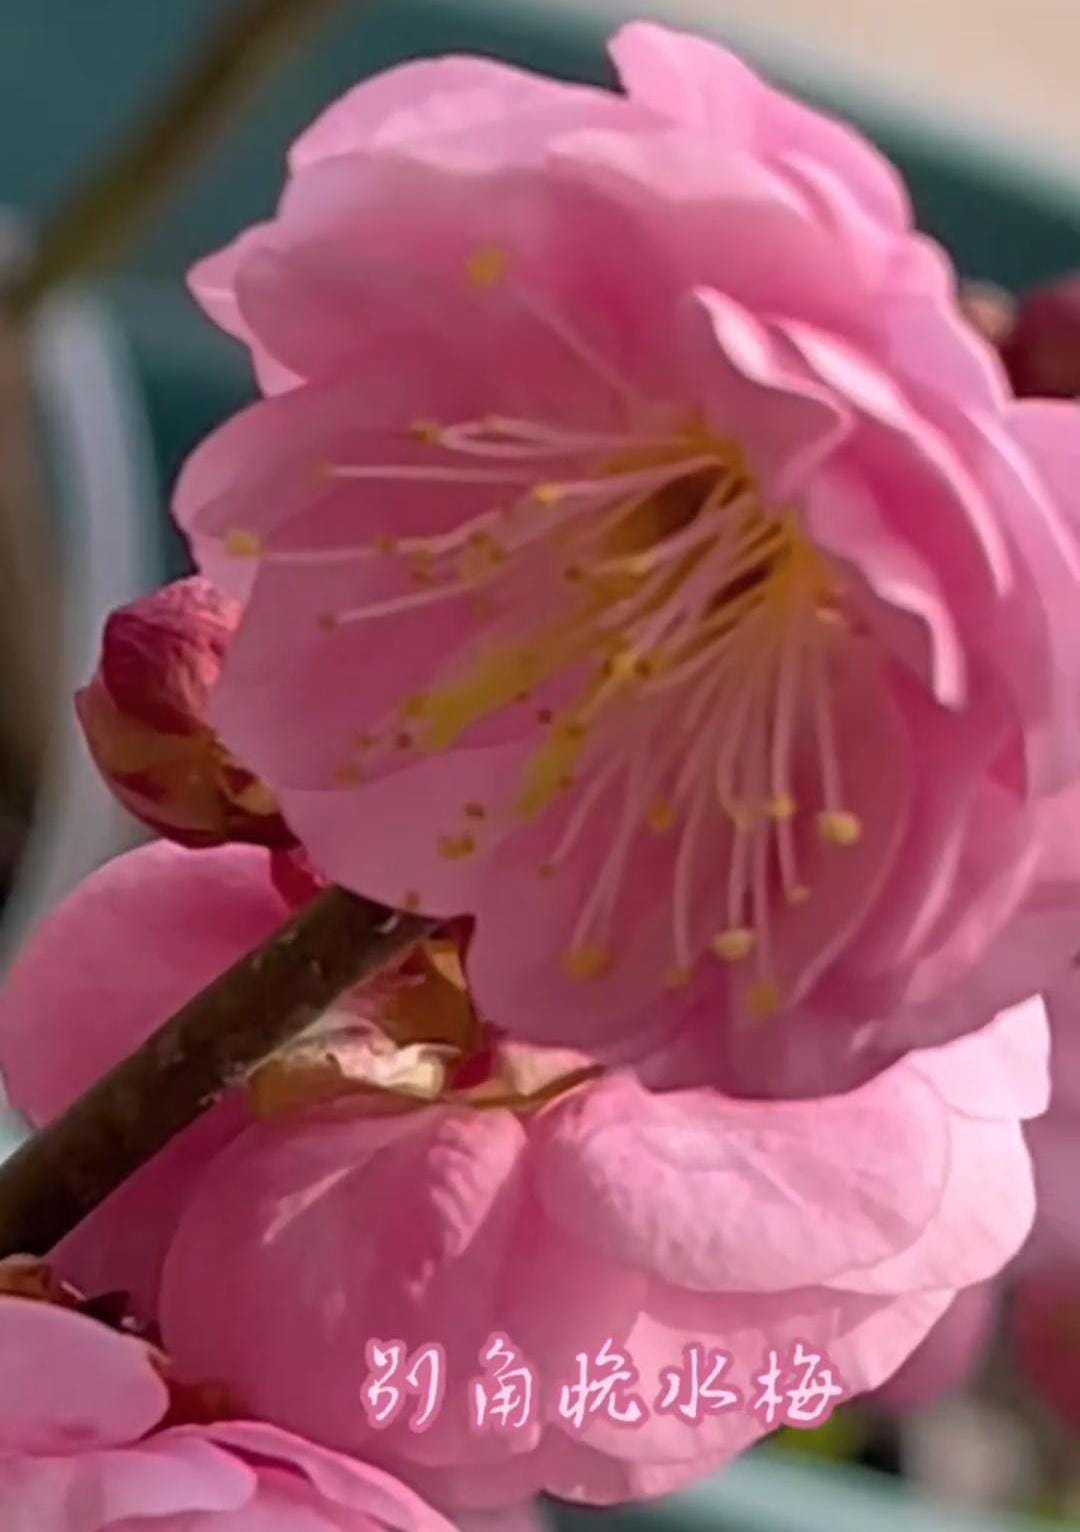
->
[0,1291,454,1530]
[153,1001,1045,1509]
[0,841,1046,1507]
[76,577,293,850]
[174,24,1080,1095]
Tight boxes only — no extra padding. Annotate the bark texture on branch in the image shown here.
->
[0,886,433,1257]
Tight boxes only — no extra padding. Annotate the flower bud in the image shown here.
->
[1000,274,1080,398]
[77,577,294,849]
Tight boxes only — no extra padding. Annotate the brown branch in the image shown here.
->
[6,0,346,317]
[0,887,434,1257]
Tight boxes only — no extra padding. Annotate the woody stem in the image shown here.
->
[0,886,435,1257]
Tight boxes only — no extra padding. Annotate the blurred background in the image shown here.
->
[0,2,1078,1529]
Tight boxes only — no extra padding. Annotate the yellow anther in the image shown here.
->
[354,731,377,753]
[604,648,639,682]
[562,945,612,982]
[817,810,863,847]
[533,482,565,507]
[437,832,477,861]
[665,965,692,990]
[747,979,782,1019]
[464,802,487,821]
[466,245,509,289]
[331,762,363,787]
[409,418,442,443]
[786,884,812,905]
[401,693,430,720]
[646,800,676,833]
[373,535,399,555]
[402,889,422,913]
[711,928,756,963]
[224,528,262,559]
[316,612,339,633]
[767,794,797,821]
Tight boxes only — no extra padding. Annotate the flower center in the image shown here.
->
[224,286,862,1015]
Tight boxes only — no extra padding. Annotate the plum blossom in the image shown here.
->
[153,998,1046,1509]
[0,1287,454,1531]
[174,23,1080,1094]
[0,834,1047,1509]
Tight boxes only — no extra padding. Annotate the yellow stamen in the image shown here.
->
[562,945,612,982]
[786,884,811,905]
[466,245,509,289]
[767,794,796,821]
[817,810,863,847]
[410,419,442,443]
[437,832,476,861]
[747,980,782,1019]
[533,483,565,507]
[646,800,676,833]
[373,535,399,555]
[712,928,756,963]
[224,528,262,558]
[666,965,692,989]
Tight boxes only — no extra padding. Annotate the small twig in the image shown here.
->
[6,0,346,317]
[0,887,435,1257]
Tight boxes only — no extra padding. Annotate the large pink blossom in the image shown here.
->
[174,23,1080,1095]
[0,841,1047,1507]
[0,1291,454,1530]
[154,1001,1045,1509]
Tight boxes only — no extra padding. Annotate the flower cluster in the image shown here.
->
[3,19,1080,1530]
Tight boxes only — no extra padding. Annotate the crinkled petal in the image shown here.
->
[532,1069,949,1292]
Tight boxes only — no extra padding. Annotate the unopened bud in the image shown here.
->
[1000,274,1080,399]
[77,577,294,849]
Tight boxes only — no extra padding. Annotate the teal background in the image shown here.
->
[1,3,1077,1528]
[5,0,1080,586]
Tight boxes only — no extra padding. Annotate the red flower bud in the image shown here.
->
[76,577,295,849]
[1000,274,1080,399]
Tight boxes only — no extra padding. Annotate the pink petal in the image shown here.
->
[609,22,910,228]
[289,55,632,172]
[912,997,1050,1122]
[832,1113,1035,1294]
[532,1069,949,1292]
[0,843,287,1123]
[160,1107,528,1469]
[0,1297,166,1452]
[686,287,853,499]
